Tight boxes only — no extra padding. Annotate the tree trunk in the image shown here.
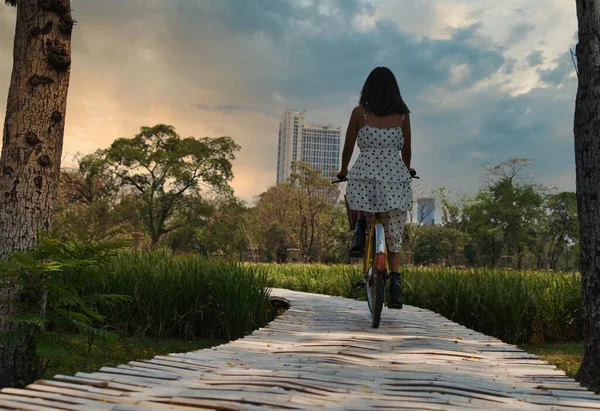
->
[574,0,600,390]
[0,0,73,387]
[517,245,523,270]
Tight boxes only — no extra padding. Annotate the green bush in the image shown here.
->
[260,263,582,344]
[0,235,132,377]
[90,252,271,340]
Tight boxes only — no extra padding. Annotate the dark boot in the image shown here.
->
[388,272,403,309]
[348,218,366,257]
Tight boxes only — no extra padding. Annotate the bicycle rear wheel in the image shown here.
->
[365,224,385,328]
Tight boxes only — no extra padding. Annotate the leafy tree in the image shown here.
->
[542,192,579,271]
[574,0,600,388]
[101,124,240,249]
[288,162,340,262]
[164,195,212,254]
[432,187,471,265]
[0,0,75,386]
[401,181,433,265]
[252,184,297,262]
[321,203,354,263]
[55,154,143,242]
[197,196,250,260]
[413,226,451,266]
[465,160,543,268]
[60,152,120,205]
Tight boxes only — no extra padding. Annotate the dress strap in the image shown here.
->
[362,108,368,126]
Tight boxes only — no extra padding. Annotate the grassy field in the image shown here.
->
[86,252,272,340]
[67,257,583,381]
[260,263,582,345]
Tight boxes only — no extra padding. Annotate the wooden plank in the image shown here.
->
[2,288,599,410]
[0,393,111,410]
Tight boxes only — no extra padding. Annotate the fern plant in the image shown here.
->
[0,233,132,376]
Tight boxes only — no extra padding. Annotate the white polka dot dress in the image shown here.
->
[346,109,413,253]
[346,111,413,213]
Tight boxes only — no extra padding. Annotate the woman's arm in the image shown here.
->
[401,113,411,169]
[338,108,359,178]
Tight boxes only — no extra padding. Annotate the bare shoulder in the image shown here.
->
[352,106,363,117]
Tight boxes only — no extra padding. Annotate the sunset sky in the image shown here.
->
[0,0,578,202]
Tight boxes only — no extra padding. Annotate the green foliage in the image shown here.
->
[101,124,240,248]
[0,235,132,375]
[413,225,469,266]
[465,176,543,267]
[263,263,582,344]
[543,192,579,270]
[196,196,250,258]
[251,161,344,262]
[167,195,251,258]
[86,252,271,340]
[259,263,363,299]
[56,160,143,242]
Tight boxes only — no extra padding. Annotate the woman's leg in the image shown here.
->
[388,251,400,273]
[381,210,407,268]
[382,210,407,308]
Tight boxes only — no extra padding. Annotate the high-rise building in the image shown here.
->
[417,198,435,225]
[276,110,341,184]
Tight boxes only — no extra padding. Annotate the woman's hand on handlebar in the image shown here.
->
[336,171,348,182]
[409,168,419,179]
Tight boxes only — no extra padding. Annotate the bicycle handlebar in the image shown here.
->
[332,168,419,184]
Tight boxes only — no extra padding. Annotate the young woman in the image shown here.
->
[337,67,414,309]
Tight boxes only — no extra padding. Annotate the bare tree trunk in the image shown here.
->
[574,0,600,390]
[0,0,73,387]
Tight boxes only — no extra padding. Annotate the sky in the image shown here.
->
[0,0,578,203]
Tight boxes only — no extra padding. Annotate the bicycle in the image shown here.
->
[333,169,418,328]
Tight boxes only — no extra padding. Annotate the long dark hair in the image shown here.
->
[359,67,410,116]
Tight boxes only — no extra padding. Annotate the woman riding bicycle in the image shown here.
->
[337,66,413,309]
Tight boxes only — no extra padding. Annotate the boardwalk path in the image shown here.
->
[1,288,600,410]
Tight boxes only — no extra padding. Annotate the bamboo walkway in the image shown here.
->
[1,288,600,410]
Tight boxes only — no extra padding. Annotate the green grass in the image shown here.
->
[259,263,582,344]
[44,333,222,379]
[257,263,363,299]
[84,252,272,341]
[403,267,581,344]
[522,342,583,378]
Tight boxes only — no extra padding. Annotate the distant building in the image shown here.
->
[417,198,435,225]
[276,110,341,184]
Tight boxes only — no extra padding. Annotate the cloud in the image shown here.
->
[0,0,580,201]
[538,52,577,86]
[506,22,535,46]
[526,49,545,67]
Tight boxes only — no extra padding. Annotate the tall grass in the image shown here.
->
[87,252,272,341]
[403,267,581,344]
[260,263,582,344]
[258,263,363,299]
